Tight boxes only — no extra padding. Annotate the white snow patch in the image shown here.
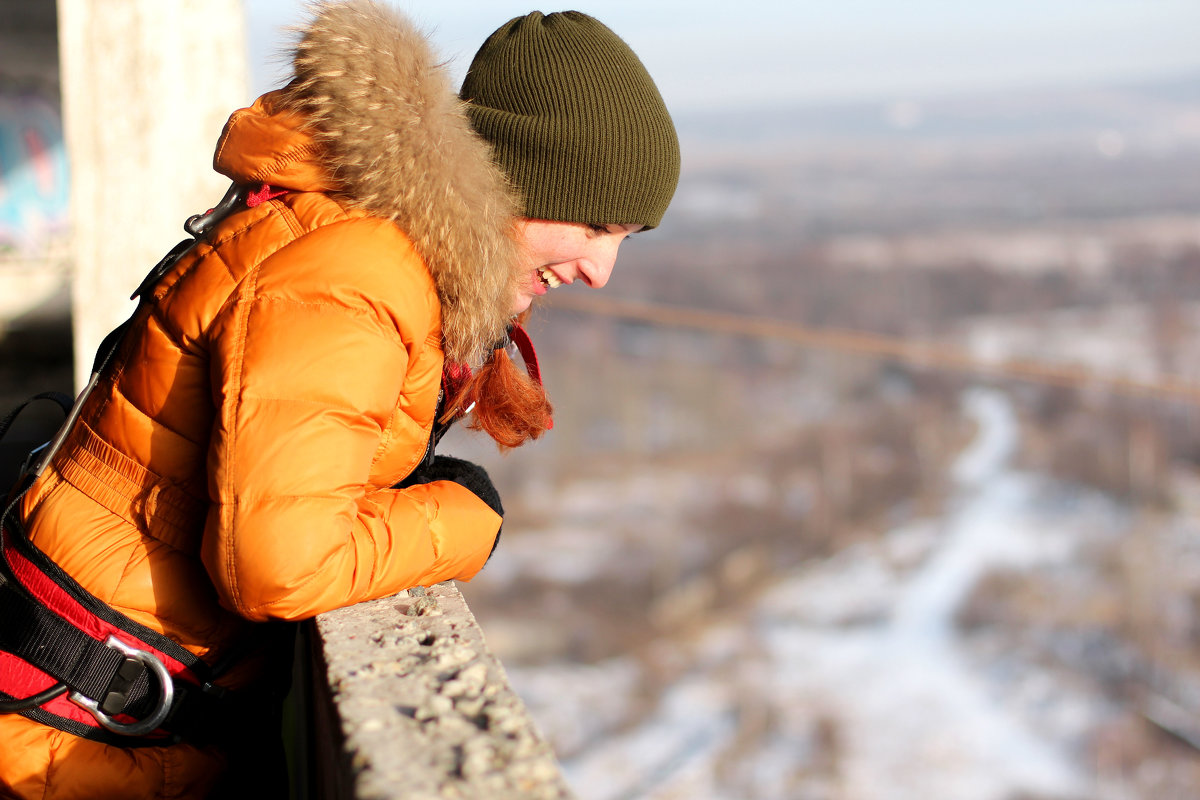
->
[535,389,1108,800]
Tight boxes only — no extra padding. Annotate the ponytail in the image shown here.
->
[443,313,553,450]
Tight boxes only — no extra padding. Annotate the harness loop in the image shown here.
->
[68,635,175,737]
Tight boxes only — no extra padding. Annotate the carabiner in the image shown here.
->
[69,635,175,737]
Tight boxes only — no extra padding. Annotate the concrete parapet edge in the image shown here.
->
[310,583,576,800]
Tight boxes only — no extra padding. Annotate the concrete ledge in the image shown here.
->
[307,583,575,800]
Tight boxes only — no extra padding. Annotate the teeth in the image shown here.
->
[538,267,563,288]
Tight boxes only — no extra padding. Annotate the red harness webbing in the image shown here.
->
[0,187,258,745]
[0,510,219,745]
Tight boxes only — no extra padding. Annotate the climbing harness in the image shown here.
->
[0,184,266,746]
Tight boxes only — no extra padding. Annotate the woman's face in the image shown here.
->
[511,219,643,313]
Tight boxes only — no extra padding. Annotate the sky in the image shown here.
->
[243,0,1200,114]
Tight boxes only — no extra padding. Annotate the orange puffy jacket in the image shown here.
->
[0,3,520,797]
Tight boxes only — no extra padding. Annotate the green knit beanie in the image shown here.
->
[461,11,680,229]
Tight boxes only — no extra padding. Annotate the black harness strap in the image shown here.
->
[0,580,156,715]
[0,184,261,747]
[0,393,73,440]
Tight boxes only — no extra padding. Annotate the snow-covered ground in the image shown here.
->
[504,389,1135,800]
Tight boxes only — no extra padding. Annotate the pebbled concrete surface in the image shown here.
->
[313,583,576,800]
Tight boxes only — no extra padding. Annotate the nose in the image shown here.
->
[577,240,622,289]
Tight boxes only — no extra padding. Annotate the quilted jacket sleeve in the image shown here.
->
[200,217,501,622]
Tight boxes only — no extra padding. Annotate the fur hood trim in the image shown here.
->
[276,0,519,365]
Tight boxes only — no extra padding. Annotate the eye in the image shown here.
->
[586,223,610,236]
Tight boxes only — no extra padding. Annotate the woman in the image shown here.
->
[0,2,679,798]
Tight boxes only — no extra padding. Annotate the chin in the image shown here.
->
[511,294,534,315]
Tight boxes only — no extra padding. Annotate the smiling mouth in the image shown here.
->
[537,267,563,289]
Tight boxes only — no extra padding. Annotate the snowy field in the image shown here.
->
[498,389,1156,800]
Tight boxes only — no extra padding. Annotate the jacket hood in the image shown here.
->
[215,0,519,366]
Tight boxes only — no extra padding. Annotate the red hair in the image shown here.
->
[443,311,553,450]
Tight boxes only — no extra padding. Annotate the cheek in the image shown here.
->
[521,227,577,263]
[525,242,559,266]
[538,243,585,266]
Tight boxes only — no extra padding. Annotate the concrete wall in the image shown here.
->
[56,0,248,389]
[302,583,576,800]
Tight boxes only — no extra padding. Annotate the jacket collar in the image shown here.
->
[214,0,519,366]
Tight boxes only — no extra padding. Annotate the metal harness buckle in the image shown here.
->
[69,635,174,737]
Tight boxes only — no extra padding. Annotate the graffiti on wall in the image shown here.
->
[0,82,69,255]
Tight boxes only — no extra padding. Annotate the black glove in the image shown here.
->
[396,455,504,558]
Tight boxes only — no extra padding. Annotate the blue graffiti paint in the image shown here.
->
[0,87,70,253]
